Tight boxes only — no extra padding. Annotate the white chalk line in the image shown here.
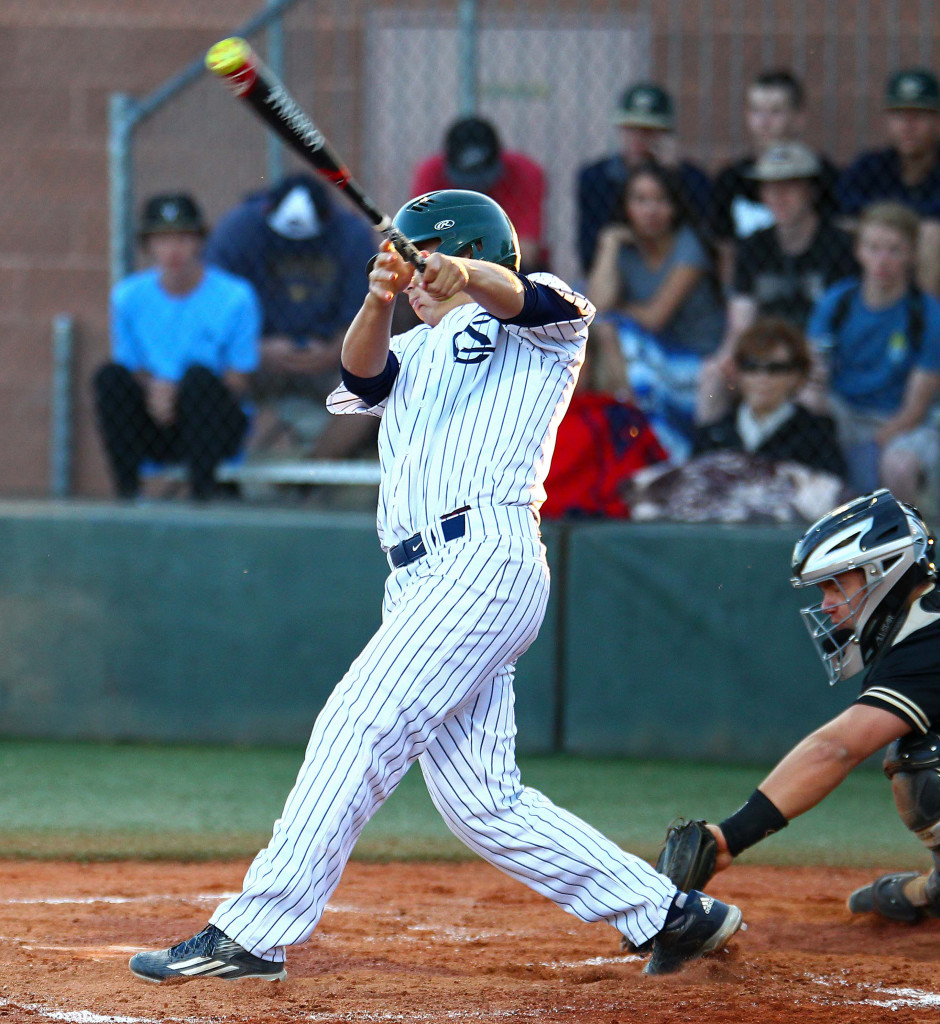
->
[808,973,940,1009]
[0,996,565,1024]
[4,972,940,1024]
[0,998,200,1024]
[0,893,238,906]
[6,906,940,1021]
[539,955,641,968]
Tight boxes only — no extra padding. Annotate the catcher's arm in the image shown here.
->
[705,823,734,875]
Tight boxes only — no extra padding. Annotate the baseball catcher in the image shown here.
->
[657,489,940,925]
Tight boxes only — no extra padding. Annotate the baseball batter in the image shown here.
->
[129,190,742,982]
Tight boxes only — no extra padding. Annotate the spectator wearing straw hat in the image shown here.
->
[838,68,940,294]
[709,69,841,284]
[576,82,711,274]
[698,142,856,424]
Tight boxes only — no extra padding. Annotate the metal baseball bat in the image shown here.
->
[205,37,425,271]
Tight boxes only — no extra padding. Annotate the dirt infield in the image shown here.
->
[1,859,938,1023]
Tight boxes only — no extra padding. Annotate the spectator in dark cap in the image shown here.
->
[205,173,378,459]
[93,193,261,500]
[838,68,940,294]
[410,116,547,272]
[576,82,711,274]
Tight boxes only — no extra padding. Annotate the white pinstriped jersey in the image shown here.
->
[206,270,678,962]
[327,272,593,549]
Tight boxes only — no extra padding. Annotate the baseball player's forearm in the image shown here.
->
[758,704,911,821]
[341,294,394,378]
[757,735,857,820]
[712,700,913,862]
[457,260,525,320]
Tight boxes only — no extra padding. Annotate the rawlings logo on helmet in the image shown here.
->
[434,219,456,230]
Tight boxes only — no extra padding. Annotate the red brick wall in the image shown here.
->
[1,1,260,496]
[1,1,933,497]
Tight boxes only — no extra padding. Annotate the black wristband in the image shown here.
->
[718,789,789,857]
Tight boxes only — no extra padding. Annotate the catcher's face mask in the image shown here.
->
[790,488,936,685]
[797,569,880,685]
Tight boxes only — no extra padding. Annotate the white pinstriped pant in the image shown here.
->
[210,508,674,959]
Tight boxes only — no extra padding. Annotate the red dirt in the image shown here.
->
[0,859,937,1023]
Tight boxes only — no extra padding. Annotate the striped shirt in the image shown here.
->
[327,272,594,549]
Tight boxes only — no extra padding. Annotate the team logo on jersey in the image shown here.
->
[434,219,455,230]
[452,314,496,363]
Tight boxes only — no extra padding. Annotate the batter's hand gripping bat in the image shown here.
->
[205,36,425,271]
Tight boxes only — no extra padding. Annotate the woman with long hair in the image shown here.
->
[587,162,725,461]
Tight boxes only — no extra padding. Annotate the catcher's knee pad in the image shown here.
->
[883,731,940,851]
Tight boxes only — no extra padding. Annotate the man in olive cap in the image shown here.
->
[576,82,711,274]
[838,68,940,293]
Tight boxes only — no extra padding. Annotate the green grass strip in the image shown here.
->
[0,740,928,870]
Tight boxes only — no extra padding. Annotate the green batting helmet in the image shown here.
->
[392,189,520,271]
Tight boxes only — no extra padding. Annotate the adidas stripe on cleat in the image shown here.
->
[644,890,745,976]
[128,924,286,983]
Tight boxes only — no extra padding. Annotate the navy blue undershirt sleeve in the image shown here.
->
[340,351,400,405]
[498,272,582,328]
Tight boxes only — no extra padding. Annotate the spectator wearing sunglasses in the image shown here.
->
[693,318,846,479]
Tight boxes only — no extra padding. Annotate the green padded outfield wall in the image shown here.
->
[561,522,849,762]
[0,504,851,760]
[0,503,558,751]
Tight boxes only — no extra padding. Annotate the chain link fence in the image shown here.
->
[94,0,940,518]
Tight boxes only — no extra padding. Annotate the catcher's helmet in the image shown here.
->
[391,189,520,271]
[791,489,936,684]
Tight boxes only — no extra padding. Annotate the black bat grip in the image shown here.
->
[385,227,426,272]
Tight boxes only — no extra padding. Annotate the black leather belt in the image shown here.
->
[388,508,469,568]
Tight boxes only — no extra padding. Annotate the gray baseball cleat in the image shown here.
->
[643,890,745,976]
[847,871,936,924]
[129,924,287,983]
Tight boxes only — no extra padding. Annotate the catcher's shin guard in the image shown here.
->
[848,733,940,923]
[884,732,940,854]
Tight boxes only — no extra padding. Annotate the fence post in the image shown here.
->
[108,92,137,289]
[50,315,74,498]
[457,0,480,115]
[266,0,287,184]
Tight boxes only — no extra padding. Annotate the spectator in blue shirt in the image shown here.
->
[807,201,940,503]
[576,82,711,275]
[93,194,260,501]
[205,174,378,459]
[837,68,940,294]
